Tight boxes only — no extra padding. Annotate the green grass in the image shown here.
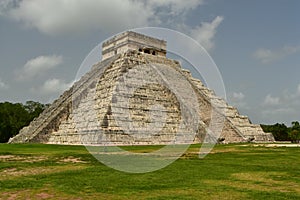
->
[1,143,300,199]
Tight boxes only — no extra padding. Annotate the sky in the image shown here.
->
[0,0,299,125]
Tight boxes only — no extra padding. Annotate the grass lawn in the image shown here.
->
[0,143,300,199]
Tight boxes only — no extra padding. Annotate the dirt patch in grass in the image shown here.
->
[210,147,248,154]
[1,188,135,200]
[0,165,87,180]
[204,171,300,194]
[35,192,55,199]
[126,188,247,200]
[1,153,89,165]
[0,155,47,163]
[0,155,15,159]
[0,188,84,200]
[184,146,247,157]
[0,188,246,200]
[58,156,88,163]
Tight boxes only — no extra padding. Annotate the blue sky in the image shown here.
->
[0,0,299,125]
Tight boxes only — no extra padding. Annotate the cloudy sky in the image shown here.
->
[0,0,299,125]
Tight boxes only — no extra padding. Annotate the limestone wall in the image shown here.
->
[102,31,166,60]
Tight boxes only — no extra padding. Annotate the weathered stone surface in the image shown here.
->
[9,32,274,145]
[102,31,166,60]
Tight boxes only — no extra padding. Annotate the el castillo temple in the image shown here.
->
[9,31,274,145]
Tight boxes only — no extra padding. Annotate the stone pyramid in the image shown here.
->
[9,31,274,145]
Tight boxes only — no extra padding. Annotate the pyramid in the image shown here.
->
[9,31,274,145]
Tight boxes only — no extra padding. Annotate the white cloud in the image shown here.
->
[268,84,300,106]
[229,91,248,109]
[4,0,151,35]
[263,94,280,106]
[32,78,73,95]
[232,92,245,101]
[259,84,300,124]
[16,55,63,80]
[2,0,204,36]
[190,16,224,51]
[253,49,273,64]
[0,0,20,15]
[2,1,223,51]
[262,107,293,115]
[146,0,204,15]
[29,78,74,103]
[253,45,300,64]
[0,78,9,90]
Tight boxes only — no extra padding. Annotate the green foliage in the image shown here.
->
[261,121,300,142]
[261,123,289,141]
[0,101,46,143]
[23,101,48,119]
[289,121,300,143]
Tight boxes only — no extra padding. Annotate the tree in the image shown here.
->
[261,123,289,141]
[261,121,300,142]
[291,121,300,131]
[289,121,300,143]
[0,102,29,143]
[0,101,46,143]
[23,101,47,120]
[288,129,300,143]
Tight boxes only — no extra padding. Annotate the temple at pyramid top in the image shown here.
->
[102,31,167,60]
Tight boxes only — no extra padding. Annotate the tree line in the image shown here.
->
[261,121,300,143]
[0,101,47,143]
